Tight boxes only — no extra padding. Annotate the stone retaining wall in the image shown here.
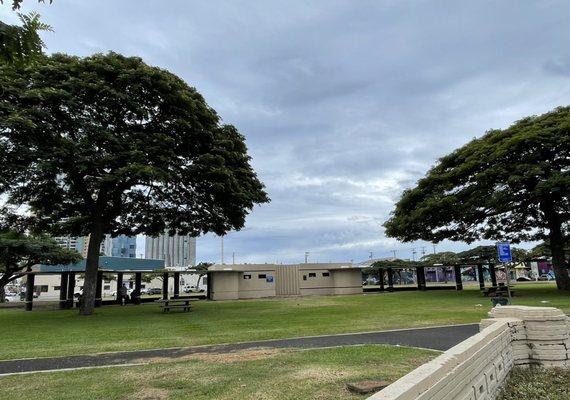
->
[367,306,569,400]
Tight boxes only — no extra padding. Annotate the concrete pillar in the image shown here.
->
[378,268,385,291]
[477,264,485,290]
[25,273,35,311]
[416,267,421,290]
[387,268,394,291]
[489,264,498,287]
[59,272,69,310]
[206,272,212,300]
[162,272,169,300]
[116,272,123,304]
[134,272,142,305]
[95,271,103,307]
[173,272,180,298]
[66,272,75,308]
[454,265,463,290]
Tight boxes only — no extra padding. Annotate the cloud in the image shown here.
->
[7,0,568,263]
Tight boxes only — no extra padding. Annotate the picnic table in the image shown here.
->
[155,298,195,312]
[481,285,515,297]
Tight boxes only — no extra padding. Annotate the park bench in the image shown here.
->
[156,298,194,313]
[482,286,515,297]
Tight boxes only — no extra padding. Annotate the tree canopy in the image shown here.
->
[0,52,269,314]
[0,12,51,66]
[0,229,81,301]
[384,107,569,289]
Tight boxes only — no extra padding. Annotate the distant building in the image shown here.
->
[145,234,196,268]
[102,235,137,258]
[54,236,86,254]
[55,234,136,258]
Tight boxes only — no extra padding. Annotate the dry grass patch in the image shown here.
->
[0,345,437,400]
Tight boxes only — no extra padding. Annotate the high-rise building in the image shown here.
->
[57,234,136,258]
[102,235,137,258]
[145,234,196,268]
[54,236,86,254]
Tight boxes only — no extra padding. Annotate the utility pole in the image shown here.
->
[411,248,417,261]
[304,251,309,264]
[390,250,396,259]
[369,251,373,260]
[433,243,437,254]
[232,252,235,265]
[421,246,426,260]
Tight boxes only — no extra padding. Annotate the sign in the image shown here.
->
[266,275,274,283]
[497,242,512,263]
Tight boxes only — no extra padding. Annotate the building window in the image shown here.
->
[308,273,316,278]
[258,274,266,279]
[53,286,61,291]
[243,274,251,279]
[34,285,48,293]
[322,272,330,277]
[303,275,307,281]
[104,285,111,290]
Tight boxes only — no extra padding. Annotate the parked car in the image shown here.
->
[147,288,162,295]
[3,294,19,303]
[538,274,553,281]
[183,285,205,293]
[111,288,134,297]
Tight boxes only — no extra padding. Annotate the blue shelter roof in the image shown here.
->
[39,256,165,272]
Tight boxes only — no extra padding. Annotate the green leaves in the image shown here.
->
[0,12,52,67]
[0,52,269,239]
[384,107,570,245]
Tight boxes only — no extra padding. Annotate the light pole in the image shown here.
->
[304,251,309,264]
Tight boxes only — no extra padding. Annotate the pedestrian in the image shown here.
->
[119,284,128,306]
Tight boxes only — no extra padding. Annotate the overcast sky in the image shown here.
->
[3,1,569,264]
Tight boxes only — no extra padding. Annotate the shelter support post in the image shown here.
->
[416,267,426,291]
[454,265,463,290]
[387,268,394,292]
[378,268,385,291]
[173,272,180,298]
[162,272,169,300]
[66,272,75,308]
[116,272,123,304]
[134,272,142,305]
[489,264,497,287]
[94,271,103,307]
[477,264,485,290]
[25,273,35,311]
[59,272,69,310]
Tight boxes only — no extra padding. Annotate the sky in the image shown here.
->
[3,0,570,264]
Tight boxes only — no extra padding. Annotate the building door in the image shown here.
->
[275,265,300,296]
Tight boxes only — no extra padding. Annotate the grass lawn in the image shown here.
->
[0,283,567,360]
[0,345,437,400]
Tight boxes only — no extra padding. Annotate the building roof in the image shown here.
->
[208,262,356,272]
[38,256,165,273]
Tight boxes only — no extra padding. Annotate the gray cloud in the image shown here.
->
[6,0,570,263]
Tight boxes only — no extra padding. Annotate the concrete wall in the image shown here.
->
[210,271,239,300]
[368,306,570,400]
[238,270,276,299]
[299,269,335,296]
[332,269,362,295]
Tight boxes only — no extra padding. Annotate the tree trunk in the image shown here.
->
[79,227,104,315]
[544,202,570,290]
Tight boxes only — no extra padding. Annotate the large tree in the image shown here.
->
[0,11,51,66]
[0,52,269,314]
[0,229,81,302]
[384,107,570,290]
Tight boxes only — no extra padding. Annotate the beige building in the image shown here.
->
[208,263,362,300]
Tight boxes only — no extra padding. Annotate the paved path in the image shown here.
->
[0,324,478,375]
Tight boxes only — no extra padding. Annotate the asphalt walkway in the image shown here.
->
[0,324,478,375]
